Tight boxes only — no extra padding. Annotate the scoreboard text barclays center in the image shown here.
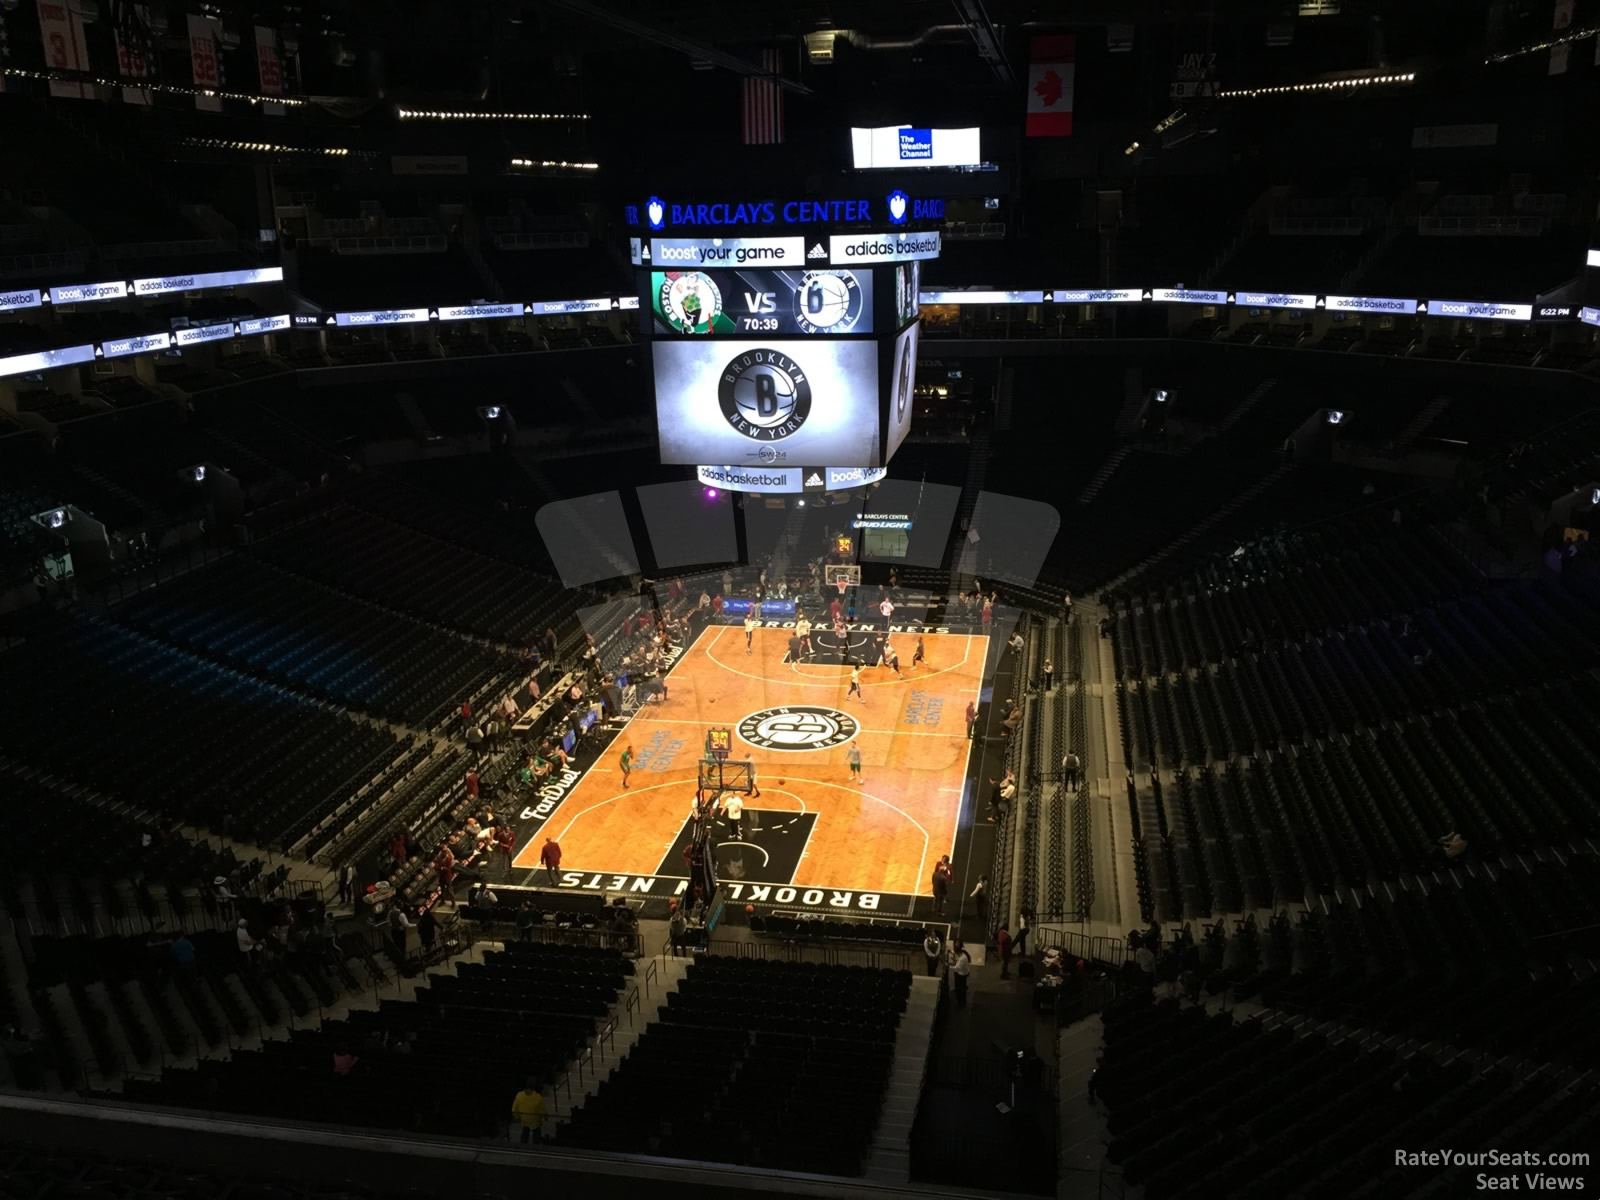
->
[628,195,939,482]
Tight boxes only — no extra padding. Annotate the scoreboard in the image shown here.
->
[652,269,874,337]
[638,233,934,471]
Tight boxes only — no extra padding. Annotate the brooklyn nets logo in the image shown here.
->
[793,270,865,334]
[718,349,812,442]
[738,706,858,752]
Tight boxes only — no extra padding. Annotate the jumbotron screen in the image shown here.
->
[652,338,881,466]
[651,269,874,337]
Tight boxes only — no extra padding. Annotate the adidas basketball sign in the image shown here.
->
[718,349,812,441]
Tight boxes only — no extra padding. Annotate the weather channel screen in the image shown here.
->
[652,338,881,467]
[651,269,874,337]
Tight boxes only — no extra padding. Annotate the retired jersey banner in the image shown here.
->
[36,0,92,99]
[1550,0,1574,73]
[188,12,221,110]
[1026,35,1074,137]
[113,2,154,105]
[255,25,285,114]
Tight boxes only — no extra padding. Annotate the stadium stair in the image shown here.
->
[861,973,940,1184]
[1057,1015,1113,1198]
[1214,378,1279,435]
[546,952,692,1130]
[1389,394,1454,451]
[1076,446,1135,506]
[1100,462,1297,596]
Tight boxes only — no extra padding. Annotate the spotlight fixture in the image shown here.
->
[191,465,207,483]
[1326,410,1345,425]
[47,509,67,529]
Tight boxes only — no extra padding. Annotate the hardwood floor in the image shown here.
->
[514,624,987,899]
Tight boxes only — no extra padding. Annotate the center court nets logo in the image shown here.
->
[738,706,859,751]
[718,349,812,441]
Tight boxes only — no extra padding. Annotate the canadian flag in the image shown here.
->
[1026,35,1075,137]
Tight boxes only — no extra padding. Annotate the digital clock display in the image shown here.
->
[740,317,780,331]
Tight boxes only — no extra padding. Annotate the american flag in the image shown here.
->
[741,47,784,145]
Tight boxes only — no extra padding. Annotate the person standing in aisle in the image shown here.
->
[931,855,953,915]
[1062,751,1081,790]
[510,1078,545,1143]
[922,929,943,977]
[948,940,972,1007]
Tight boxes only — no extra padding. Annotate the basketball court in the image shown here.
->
[513,618,987,914]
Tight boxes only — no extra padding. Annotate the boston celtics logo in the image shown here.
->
[738,706,858,751]
[658,271,723,334]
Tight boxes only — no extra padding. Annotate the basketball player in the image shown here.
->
[881,641,901,676]
[847,661,865,702]
[722,791,744,841]
[912,634,926,669]
[744,609,757,656]
[833,613,848,645]
[846,742,863,782]
[619,742,634,789]
[796,613,812,658]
